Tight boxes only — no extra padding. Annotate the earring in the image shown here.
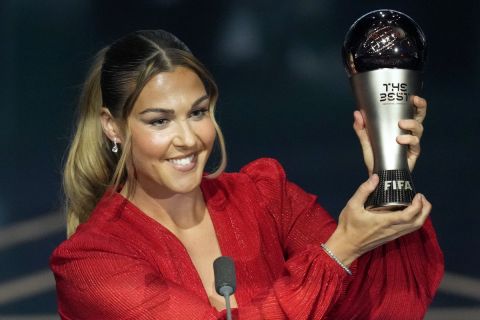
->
[112,138,119,153]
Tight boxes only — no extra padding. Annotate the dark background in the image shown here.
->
[1,0,479,317]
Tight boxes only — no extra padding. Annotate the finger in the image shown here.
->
[353,111,374,173]
[412,96,427,123]
[398,119,424,138]
[413,95,427,109]
[353,111,369,144]
[396,135,421,157]
[353,110,365,131]
[412,195,432,229]
[348,174,379,207]
[388,193,424,225]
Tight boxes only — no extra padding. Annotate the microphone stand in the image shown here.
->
[220,286,233,320]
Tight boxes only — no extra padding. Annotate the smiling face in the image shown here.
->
[126,67,216,196]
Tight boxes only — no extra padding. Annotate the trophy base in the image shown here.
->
[366,169,416,211]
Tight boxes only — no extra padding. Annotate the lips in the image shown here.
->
[167,154,197,172]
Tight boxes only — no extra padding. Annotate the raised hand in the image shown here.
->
[324,174,431,266]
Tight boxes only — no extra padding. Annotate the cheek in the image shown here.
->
[130,127,173,161]
[195,119,217,150]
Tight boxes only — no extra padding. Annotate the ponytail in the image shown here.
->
[64,48,115,237]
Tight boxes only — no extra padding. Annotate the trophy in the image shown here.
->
[342,9,427,210]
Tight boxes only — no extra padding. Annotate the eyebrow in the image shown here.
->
[138,95,209,115]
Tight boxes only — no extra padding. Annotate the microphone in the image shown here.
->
[213,256,236,320]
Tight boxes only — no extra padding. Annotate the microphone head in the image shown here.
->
[343,9,427,75]
[213,256,236,295]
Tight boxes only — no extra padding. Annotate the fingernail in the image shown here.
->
[416,193,423,201]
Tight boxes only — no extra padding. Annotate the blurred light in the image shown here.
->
[216,6,262,64]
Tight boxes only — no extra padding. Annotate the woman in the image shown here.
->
[50,30,443,319]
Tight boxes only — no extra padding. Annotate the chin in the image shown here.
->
[161,167,205,194]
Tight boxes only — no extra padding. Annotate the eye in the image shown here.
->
[190,107,209,120]
[149,118,169,128]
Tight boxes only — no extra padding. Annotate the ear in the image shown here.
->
[100,108,123,143]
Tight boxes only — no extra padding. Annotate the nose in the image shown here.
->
[172,121,196,148]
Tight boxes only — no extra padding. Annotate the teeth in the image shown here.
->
[168,155,194,166]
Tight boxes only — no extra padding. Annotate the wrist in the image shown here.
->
[321,243,353,275]
[324,230,361,267]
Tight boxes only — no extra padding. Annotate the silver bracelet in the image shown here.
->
[320,243,353,276]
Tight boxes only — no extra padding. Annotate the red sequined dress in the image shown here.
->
[50,158,444,319]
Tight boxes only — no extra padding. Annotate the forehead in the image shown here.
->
[133,67,206,111]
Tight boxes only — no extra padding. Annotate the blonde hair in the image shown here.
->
[64,30,227,237]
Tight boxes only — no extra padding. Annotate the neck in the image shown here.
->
[121,180,207,231]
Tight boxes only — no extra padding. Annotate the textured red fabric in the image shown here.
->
[50,158,444,319]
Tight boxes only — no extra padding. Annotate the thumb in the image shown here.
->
[349,174,379,207]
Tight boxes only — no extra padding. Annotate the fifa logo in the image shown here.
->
[384,180,413,191]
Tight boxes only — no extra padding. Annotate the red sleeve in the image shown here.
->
[241,158,444,320]
[331,217,444,319]
[237,158,355,318]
